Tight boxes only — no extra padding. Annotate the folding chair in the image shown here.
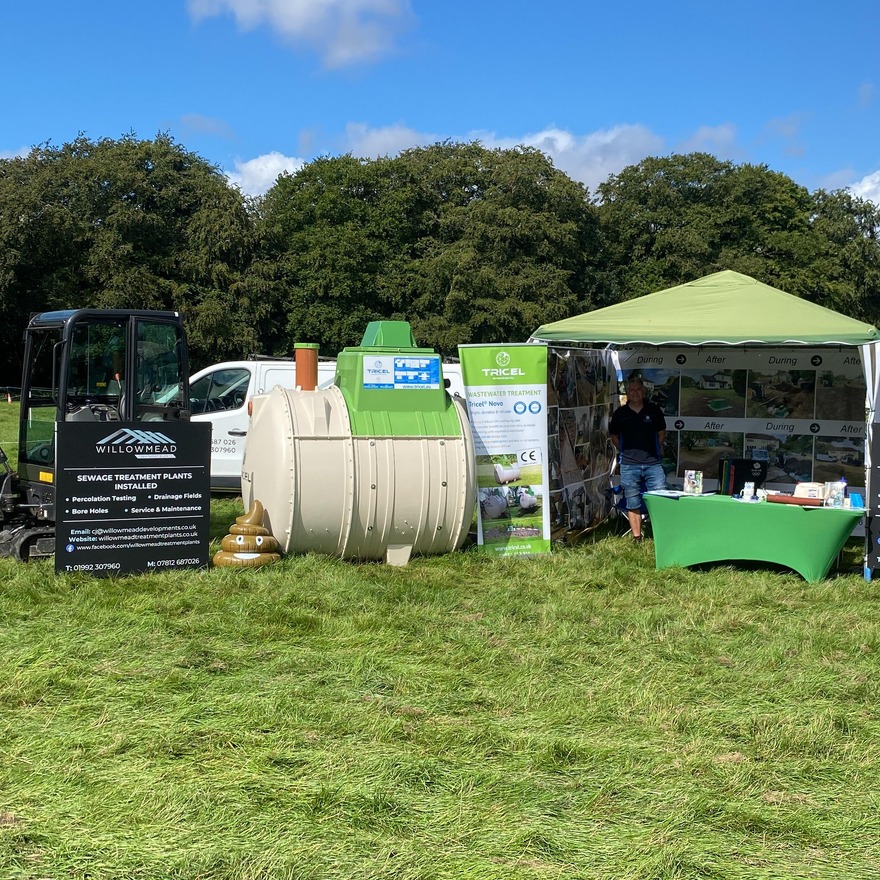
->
[606,478,650,537]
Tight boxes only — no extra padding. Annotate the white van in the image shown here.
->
[191,357,464,493]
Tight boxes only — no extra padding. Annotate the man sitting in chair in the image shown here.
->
[609,375,667,541]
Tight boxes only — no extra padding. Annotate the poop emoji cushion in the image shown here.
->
[213,499,281,567]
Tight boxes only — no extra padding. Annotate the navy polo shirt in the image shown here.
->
[609,401,666,464]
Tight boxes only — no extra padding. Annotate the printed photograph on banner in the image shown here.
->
[574,410,616,481]
[551,353,577,409]
[563,482,591,531]
[679,431,744,477]
[746,432,813,484]
[815,362,866,421]
[549,489,567,530]
[545,347,617,537]
[548,405,559,437]
[621,368,680,416]
[558,410,581,487]
[575,407,591,446]
[582,473,613,524]
[548,435,561,490]
[576,355,612,407]
[475,453,542,488]
[574,443,592,482]
[679,369,747,417]
[547,349,563,407]
[813,435,865,484]
[477,486,543,549]
[746,369,816,419]
[661,430,679,479]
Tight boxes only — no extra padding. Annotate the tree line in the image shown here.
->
[1,134,878,377]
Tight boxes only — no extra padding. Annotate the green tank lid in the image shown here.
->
[359,320,418,349]
[335,321,462,438]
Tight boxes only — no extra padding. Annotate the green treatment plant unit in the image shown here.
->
[333,320,463,438]
[242,320,476,565]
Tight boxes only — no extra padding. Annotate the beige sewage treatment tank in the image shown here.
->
[241,322,476,565]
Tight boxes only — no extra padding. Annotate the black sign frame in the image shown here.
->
[55,421,211,576]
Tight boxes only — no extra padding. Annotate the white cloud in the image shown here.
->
[343,122,436,157]
[494,125,665,193]
[235,120,757,198]
[339,122,665,193]
[819,168,858,191]
[187,0,414,68]
[765,113,807,141]
[0,146,30,159]
[677,123,740,160]
[763,113,808,158]
[180,113,235,139]
[227,151,304,195]
[850,170,880,205]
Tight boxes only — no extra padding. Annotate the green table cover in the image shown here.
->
[642,493,864,582]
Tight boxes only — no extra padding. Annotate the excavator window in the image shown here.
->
[134,320,187,420]
[27,329,58,401]
[67,320,126,404]
[20,327,62,467]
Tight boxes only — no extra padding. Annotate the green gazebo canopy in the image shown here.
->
[531,270,880,347]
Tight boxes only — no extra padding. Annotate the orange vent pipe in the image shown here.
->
[294,343,320,391]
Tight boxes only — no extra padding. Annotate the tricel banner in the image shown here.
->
[458,344,550,555]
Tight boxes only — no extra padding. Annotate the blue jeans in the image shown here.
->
[620,463,666,511]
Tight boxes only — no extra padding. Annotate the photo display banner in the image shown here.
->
[459,344,550,556]
[546,347,618,537]
[55,421,211,576]
[615,346,867,490]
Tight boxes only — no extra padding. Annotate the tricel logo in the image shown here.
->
[482,350,525,378]
[364,358,391,378]
[96,428,178,459]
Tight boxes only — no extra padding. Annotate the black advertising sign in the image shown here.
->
[55,421,211,576]
[868,514,880,572]
[868,428,880,571]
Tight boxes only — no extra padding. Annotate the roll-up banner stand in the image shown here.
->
[458,344,550,556]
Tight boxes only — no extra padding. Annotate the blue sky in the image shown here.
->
[3,1,879,201]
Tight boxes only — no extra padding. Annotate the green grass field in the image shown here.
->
[1,404,880,878]
[2,526,879,879]
[0,400,17,469]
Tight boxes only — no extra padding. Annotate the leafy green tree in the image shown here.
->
[596,153,880,321]
[253,154,394,357]
[712,161,823,295]
[384,143,602,351]
[596,152,731,299]
[4,133,878,384]
[597,154,824,300]
[808,189,880,322]
[254,142,602,356]
[0,134,256,377]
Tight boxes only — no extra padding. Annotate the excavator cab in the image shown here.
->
[0,309,190,559]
